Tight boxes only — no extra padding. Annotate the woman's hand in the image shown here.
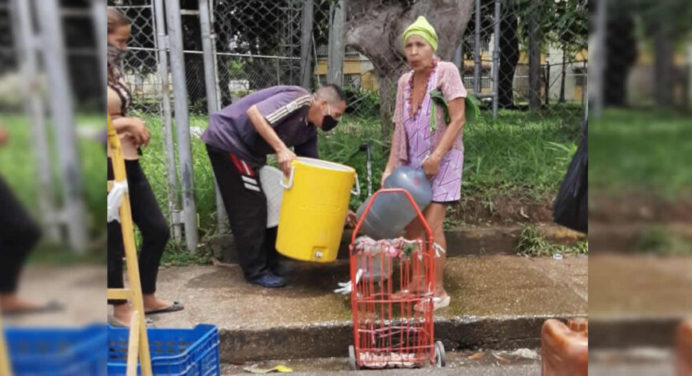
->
[421,153,442,179]
[277,146,297,177]
[380,168,393,188]
[113,117,150,146]
[345,210,358,228]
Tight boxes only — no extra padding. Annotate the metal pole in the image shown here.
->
[198,0,227,234]
[153,0,182,241]
[545,59,550,106]
[327,0,345,87]
[10,0,60,242]
[34,0,88,253]
[165,0,199,252]
[492,0,500,118]
[474,0,481,95]
[688,43,692,109]
[299,0,314,89]
[589,0,606,118]
[209,0,222,109]
[199,0,220,113]
[90,0,107,93]
[209,1,227,231]
[453,45,462,68]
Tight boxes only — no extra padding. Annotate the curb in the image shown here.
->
[212,224,584,262]
[218,314,584,362]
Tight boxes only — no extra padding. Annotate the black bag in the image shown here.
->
[553,121,588,233]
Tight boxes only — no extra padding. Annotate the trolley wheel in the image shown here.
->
[434,341,446,367]
[348,345,359,370]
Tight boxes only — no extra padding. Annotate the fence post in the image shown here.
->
[688,44,692,109]
[589,0,606,117]
[327,0,345,87]
[165,0,199,252]
[152,0,183,241]
[10,0,60,242]
[492,0,501,119]
[90,0,107,93]
[198,0,227,234]
[473,0,481,95]
[300,0,314,89]
[545,60,550,106]
[528,5,542,110]
[453,45,462,68]
[34,0,88,253]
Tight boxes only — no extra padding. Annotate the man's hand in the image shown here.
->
[112,117,150,146]
[277,146,296,176]
[0,126,8,146]
[345,210,358,228]
[421,153,442,179]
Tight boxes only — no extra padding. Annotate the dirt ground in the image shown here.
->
[447,193,553,225]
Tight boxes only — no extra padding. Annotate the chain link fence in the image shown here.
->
[110,1,165,116]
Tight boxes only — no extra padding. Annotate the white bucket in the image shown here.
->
[259,165,284,228]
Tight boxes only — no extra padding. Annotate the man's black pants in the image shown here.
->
[206,144,279,280]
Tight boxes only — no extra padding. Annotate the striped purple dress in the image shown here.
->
[398,61,467,203]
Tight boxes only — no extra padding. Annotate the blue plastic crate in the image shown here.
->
[107,324,220,376]
[4,323,107,376]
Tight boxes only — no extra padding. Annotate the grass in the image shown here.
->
[0,113,106,262]
[515,225,589,257]
[590,108,692,199]
[462,109,580,201]
[137,108,580,243]
[635,226,692,255]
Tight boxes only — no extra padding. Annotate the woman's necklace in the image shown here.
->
[407,58,439,119]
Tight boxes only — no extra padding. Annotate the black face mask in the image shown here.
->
[107,43,127,66]
[322,115,339,131]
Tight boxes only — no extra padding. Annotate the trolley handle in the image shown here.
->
[351,174,360,196]
[351,188,433,247]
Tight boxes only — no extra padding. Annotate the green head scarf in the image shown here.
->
[401,16,438,51]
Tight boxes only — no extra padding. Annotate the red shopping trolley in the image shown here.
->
[348,188,445,370]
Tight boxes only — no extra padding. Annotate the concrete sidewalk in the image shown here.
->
[589,253,692,348]
[3,265,106,327]
[151,255,587,361]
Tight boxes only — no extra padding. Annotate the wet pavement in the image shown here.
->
[149,254,587,360]
[589,253,692,348]
[590,254,692,317]
[152,255,587,330]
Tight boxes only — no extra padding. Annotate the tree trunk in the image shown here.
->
[498,2,519,108]
[344,0,474,134]
[327,1,346,87]
[559,46,566,103]
[654,27,674,107]
[603,6,637,107]
[528,10,542,110]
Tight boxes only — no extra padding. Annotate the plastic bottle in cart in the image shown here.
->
[541,318,588,376]
[355,166,432,240]
[677,320,692,376]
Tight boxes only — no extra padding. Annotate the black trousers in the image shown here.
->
[0,175,41,294]
[206,145,279,280]
[107,159,170,305]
